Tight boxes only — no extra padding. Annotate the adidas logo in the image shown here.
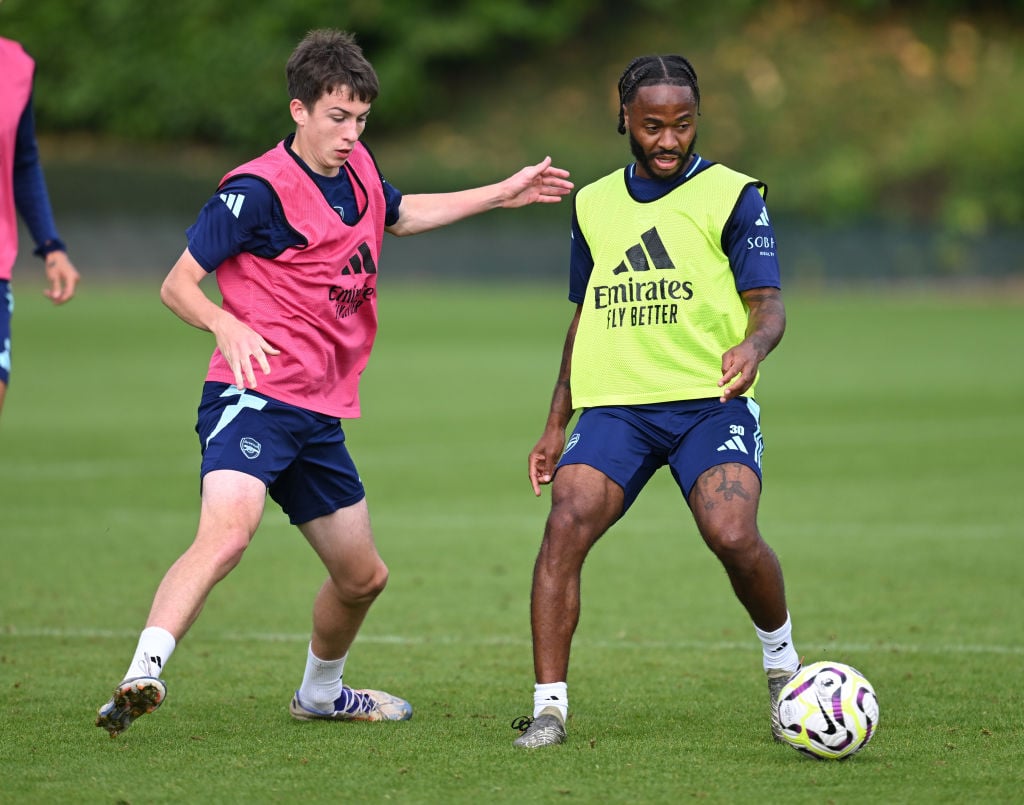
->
[613,227,675,275]
[716,436,748,454]
[341,241,377,275]
[220,192,245,218]
[755,207,770,227]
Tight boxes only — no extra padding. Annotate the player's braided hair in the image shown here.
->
[616,54,700,134]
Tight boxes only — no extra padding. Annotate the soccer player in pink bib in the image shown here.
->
[0,36,80,421]
[96,28,572,737]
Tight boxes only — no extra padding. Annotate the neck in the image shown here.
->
[288,133,341,178]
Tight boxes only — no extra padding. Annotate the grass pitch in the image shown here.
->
[1,279,1022,803]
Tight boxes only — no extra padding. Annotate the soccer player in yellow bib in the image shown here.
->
[513,54,801,748]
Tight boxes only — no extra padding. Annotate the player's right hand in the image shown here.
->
[214,316,281,389]
[528,431,564,496]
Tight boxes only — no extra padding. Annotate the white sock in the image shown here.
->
[755,613,800,673]
[124,626,176,681]
[298,644,347,712]
[533,682,568,721]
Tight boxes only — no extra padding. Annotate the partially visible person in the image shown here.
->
[94,28,572,738]
[512,54,800,749]
[0,35,81,418]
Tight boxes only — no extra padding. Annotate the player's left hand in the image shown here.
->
[718,342,759,403]
[720,287,785,402]
[500,156,573,208]
[43,251,80,305]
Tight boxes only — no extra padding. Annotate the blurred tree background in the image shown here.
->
[3,0,1022,278]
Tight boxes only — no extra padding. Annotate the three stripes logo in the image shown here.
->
[341,242,377,275]
[613,227,675,274]
[716,423,764,468]
[717,435,749,454]
[747,207,776,256]
[220,192,245,218]
[330,241,378,320]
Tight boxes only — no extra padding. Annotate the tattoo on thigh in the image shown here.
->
[696,466,752,510]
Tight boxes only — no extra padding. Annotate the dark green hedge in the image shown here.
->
[3,0,1022,231]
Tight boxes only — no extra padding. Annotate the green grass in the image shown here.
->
[1,279,1022,803]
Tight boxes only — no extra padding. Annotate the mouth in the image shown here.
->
[651,152,681,170]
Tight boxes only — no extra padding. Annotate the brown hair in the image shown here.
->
[286,29,380,109]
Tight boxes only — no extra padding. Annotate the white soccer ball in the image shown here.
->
[776,661,879,760]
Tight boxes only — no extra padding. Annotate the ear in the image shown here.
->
[289,98,306,126]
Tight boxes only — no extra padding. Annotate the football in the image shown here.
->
[776,661,879,760]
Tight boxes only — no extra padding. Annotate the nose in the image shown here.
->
[656,128,677,150]
[342,119,361,143]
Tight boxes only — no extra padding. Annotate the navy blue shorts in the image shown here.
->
[0,281,13,386]
[556,398,765,515]
[196,382,365,525]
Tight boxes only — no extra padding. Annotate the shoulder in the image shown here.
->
[222,141,293,184]
[0,37,29,58]
[580,167,628,193]
[218,173,276,197]
[214,174,279,221]
[697,162,762,191]
[0,37,34,75]
[693,163,768,228]
[577,167,629,209]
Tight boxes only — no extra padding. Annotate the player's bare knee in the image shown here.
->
[187,531,251,575]
[544,504,582,539]
[218,544,249,573]
[706,527,763,567]
[365,562,389,599]
[335,559,389,605]
[538,514,603,573]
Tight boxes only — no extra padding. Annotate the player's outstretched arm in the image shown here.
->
[387,156,573,237]
[160,248,280,390]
